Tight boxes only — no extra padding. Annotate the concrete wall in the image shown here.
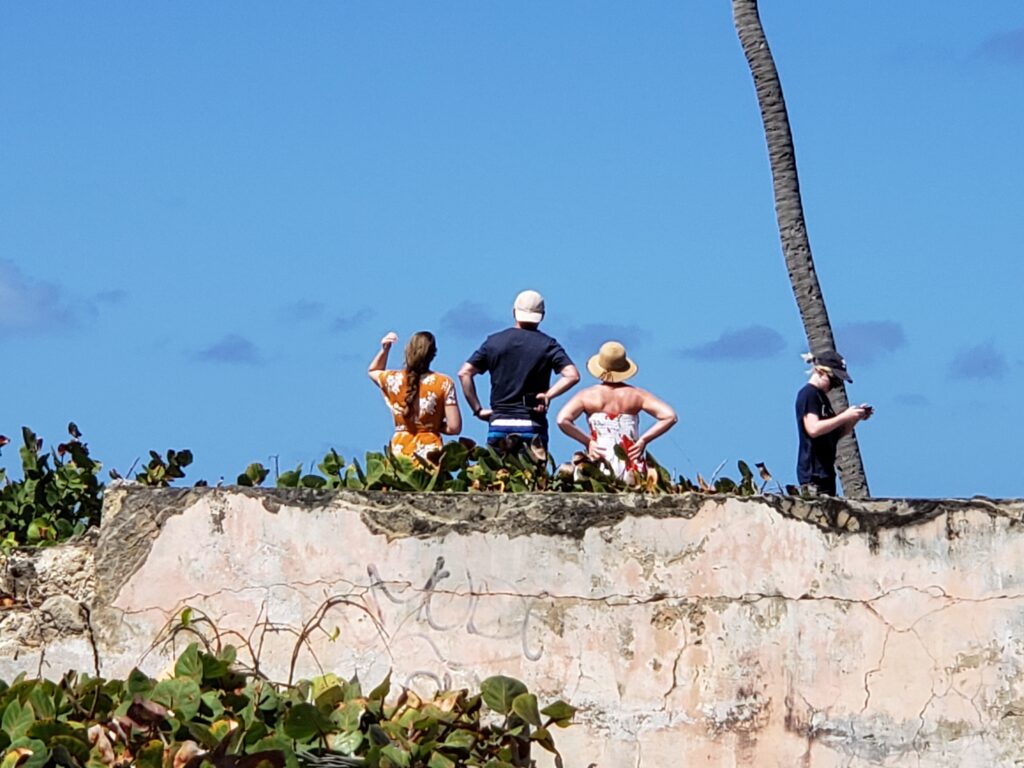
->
[3,487,1024,767]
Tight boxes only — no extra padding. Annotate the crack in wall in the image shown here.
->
[110,582,1024,626]
[80,602,100,676]
[660,645,687,712]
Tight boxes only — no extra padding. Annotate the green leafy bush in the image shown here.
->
[0,424,779,549]
[0,644,575,768]
[0,425,194,549]
[0,426,102,549]
[134,449,194,487]
[264,439,776,497]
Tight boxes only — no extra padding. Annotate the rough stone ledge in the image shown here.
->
[87,486,1024,614]
[100,484,1024,539]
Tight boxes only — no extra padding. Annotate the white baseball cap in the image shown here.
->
[513,290,545,323]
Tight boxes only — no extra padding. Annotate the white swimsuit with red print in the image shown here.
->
[589,411,646,482]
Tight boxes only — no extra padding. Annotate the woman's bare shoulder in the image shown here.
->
[574,384,608,408]
[619,384,649,403]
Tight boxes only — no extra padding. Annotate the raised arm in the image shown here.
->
[368,332,398,385]
[458,362,492,421]
[629,390,678,462]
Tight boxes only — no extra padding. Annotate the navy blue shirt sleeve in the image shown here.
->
[795,386,816,418]
[466,339,491,373]
[547,340,573,373]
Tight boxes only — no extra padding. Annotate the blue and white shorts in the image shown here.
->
[486,417,547,446]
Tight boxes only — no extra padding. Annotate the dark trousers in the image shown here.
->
[803,476,837,496]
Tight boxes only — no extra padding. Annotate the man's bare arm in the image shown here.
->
[458,362,491,421]
[536,364,581,411]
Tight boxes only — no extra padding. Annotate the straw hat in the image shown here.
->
[587,341,638,383]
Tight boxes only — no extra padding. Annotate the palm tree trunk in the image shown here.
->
[732,0,870,498]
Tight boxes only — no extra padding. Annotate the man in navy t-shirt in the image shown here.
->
[795,349,873,495]
[459,290,580,450]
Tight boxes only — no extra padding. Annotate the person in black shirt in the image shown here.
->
[459,290,580,452]
[795,349,873,495]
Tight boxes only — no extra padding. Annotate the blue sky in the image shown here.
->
[2,3,1021,498]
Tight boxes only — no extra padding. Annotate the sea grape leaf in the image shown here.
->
[151,678,201,721]
[511,693,541,727]
[174,643,203,683]
[480,676,527,715]
[2,699,33,740]
[368,672,391,703]
[427,752,456,768]
[380,745,411,767]
[282,703,332,742]
[540,700,577,725]
[27,688,55,720]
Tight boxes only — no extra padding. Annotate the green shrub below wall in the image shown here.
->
[0,642,576,768]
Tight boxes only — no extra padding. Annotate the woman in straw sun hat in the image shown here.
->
[556,341,677,482]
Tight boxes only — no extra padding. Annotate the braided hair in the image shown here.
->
[402,331,438,419]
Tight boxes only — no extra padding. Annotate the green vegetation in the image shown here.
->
[263,438,773,497]
[0,426,103,549]
[0,425,202,549]
[0,642,574,768]
[0,424,778,549]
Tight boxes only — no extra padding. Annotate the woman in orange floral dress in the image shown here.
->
[367,331,462,459]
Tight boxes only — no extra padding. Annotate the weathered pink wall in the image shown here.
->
[4,488,1024,767]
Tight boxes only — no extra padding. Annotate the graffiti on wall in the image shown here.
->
[362,556,543,690]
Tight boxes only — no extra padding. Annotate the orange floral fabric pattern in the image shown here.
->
[378,370,457,457]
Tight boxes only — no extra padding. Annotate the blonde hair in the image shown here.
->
[402,331,437,418]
